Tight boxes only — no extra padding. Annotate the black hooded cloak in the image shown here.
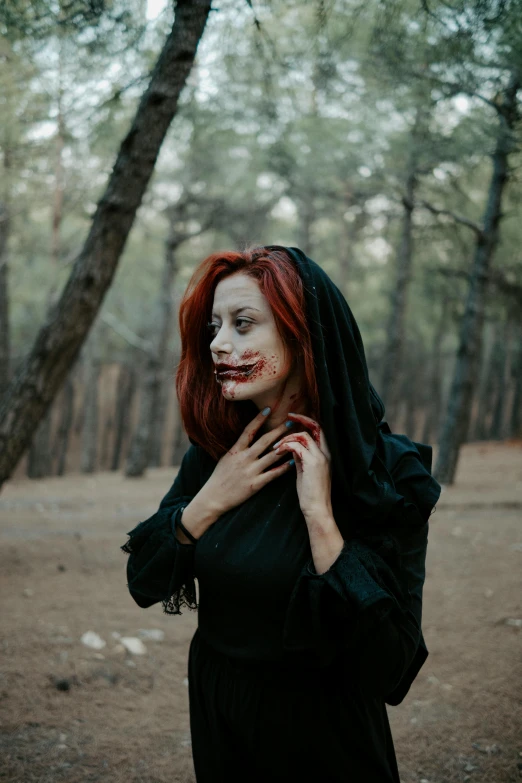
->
[121,245,442,781]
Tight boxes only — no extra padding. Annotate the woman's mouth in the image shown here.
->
[216,363,257,381]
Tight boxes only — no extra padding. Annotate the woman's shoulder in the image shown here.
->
[376,422,441,525]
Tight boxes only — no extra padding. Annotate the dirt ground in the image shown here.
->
[0,440,521,783]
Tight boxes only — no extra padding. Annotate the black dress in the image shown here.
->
[122,431,436,783]
[121,245,442,782]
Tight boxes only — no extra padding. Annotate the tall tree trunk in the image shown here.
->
[26,409,53,479]
[27,58,68,479]
[421,301,447,445]
[489,317,512,440]
[502,316,518,439]
[100,409,114,471]
[509,324,522,438]
[337,189,367,298]
[148,233,180,467]
[0,0,212,490]
[404,343,422,439]
[51,45,65,284]
[471,320,496,441]
[111,363,137,471]
[435,69,520,484]
[380,170,416,422]
[0,202,9,400]
[54,370,75,476]
[125,353,159,477]
[125,231,180,475]
[81,339,100,474]
[49,63,65,312]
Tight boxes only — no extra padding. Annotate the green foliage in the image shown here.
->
[2,0,521,374]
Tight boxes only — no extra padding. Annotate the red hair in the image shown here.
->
[176,245,320,461]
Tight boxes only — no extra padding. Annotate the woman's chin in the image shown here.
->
[220,383,253,400]
[220,379,269,402]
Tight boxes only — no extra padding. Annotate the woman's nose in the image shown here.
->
[210,325,234,354]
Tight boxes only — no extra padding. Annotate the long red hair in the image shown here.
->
[176,245,320,461]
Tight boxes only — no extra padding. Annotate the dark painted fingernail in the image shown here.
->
[284,420,293,427]
[288,459,295,466]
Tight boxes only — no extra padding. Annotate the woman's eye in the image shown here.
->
[206,318,252,337]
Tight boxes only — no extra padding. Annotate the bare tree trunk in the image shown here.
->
[54,371,75,476]
[380,170,416,422]
[337,189,367,298]
[125,353,159,477]
[125,231,180,475]
[421,302,447,445]
[111,363,137,471]
[0,0,212,489]
[470,320,496,441]
[81,340,100,474]
[509,324,522,438]
[51,47,65,281]
[435,69,520,484]
[0,202,9,400]
[100,408,114,470]
[148,233,180,467]
[27,61,67,479]
[26,409,53,479]
[404,344,422,440]
[489,317,512,440]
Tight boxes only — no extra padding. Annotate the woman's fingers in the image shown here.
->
[286,413,331,460]
[248,418,294,458]
[274,440,306,472]
[272,430,320,457]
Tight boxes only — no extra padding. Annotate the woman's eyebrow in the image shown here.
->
[211,306,261,317]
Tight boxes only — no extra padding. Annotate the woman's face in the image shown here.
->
[209,272,301,418]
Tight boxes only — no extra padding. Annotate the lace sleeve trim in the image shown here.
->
[162,504,199,615]
[120,500,199,616]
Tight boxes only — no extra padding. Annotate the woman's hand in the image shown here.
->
[271,412,333,522]
[202,408,295,516]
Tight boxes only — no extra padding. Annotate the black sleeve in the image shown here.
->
[120,444,203,614]
[283,453,439,705]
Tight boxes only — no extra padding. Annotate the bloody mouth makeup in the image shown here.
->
[214,350,286,396]
[216,365,257,381]
[216,351,264,384]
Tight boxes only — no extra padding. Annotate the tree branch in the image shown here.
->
[435,266,522,306]
[417,200,485,239]
[99,311,155,356]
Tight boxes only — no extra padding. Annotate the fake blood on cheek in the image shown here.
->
[241,350,281,381]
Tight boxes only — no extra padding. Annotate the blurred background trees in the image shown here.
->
[0,0,520,487]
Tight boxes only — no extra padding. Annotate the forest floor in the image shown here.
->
[0,440,521,783]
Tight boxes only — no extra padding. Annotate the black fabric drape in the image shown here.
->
[264,245,440,532]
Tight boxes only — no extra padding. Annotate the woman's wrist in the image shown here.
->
[174,489,223,544]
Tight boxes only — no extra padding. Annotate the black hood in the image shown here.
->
[263,245,442,532]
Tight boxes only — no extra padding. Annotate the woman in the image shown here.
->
[121,245,441,783]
